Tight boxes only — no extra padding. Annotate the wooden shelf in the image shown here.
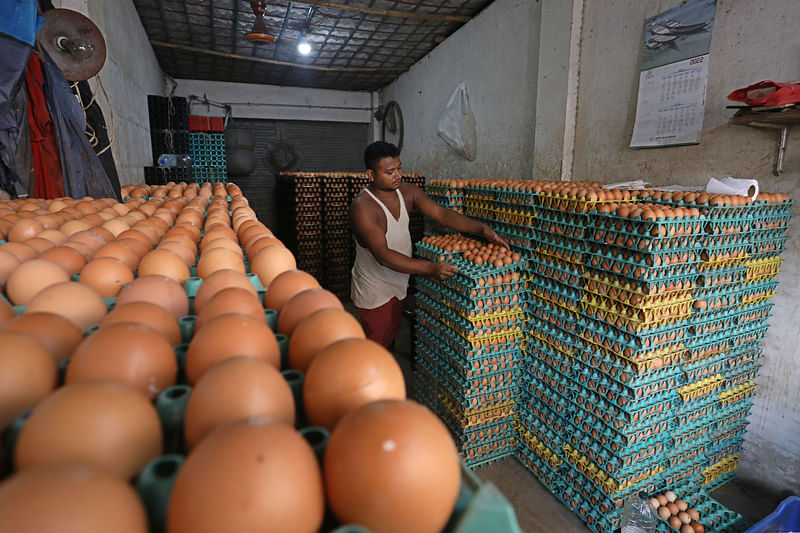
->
[729,106,799,175]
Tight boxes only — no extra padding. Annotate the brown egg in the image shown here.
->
[24,237,55,253]
[289,308,365,373]
[238,223,272,246]
[201,237,244,259]
[66,323,177,399]
[154,240,196,268]
[687,509,700,521]
[79,257,135,298]
[67,229,106,251]
[137,249,191,285]
[93,241,140,270]
[61,240,94,261]
[658,505,672,520]
[665,490,677,503]
[5,258,70,306]
[100,302,181,346]
[667,502,679,515]
[676,499,689,512]
[304,339,405,429]
[193,269,258,315]
[0,464,148,533]
[117,229,154,250]
[691,523,704,533]
[116,275,189,320]
[0,250,21,286]
[245,235,283,259]
[251,245,297,286]
[36,229,68,245]
[115,237,151,259]
[0,331,57,430]
[669,516,682,530]
[657,494,668,506]
[186,313,280,384]
[101,218,130,237]
[196,247,246,278]
[25,281,107,332]
[678,511,691,524]
[184,357,294,449]
[263,269,321,311]
[680,525,694,533]
[278,288,343,336]
[15,381,162,479]
[0,241,37,261]
[167,419,324,533]
[195,287,266,330]
[1,312,82,362]
[7,218,44,242]
[0,297,13,322]
[325,399,460,533]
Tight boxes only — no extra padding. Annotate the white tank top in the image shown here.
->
[351,188,413,309]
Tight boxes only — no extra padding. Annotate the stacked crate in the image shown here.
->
[323,174,352,300]
[146,95,190,182]
[403,173,427,244]
[275,173,324,282]
[423,181,777,533]
[189,133,227,183]
[413,236,527,468]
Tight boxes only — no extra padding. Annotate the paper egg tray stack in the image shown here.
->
[322,175,352,301]
[275,173,325,282]
[413,244,528,468]
[189,133,228,184]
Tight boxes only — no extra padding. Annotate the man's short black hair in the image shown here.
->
[364,141,400,172]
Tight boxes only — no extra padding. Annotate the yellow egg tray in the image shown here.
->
[744,256,782,282]
[718,381,757,407]
[562,444,666,495]
[677,374,725,401]
[513,424,564,469]
[700,454,740,486]
[697,252,750,270]
[540,193,638,213]
[583,278,694,309]
[439,392,516,428]
[581,294,694,331]
[464,202,537,226]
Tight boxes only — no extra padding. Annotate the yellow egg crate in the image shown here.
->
[744,257,782,282]
[513,423,564,468]
[718,381,757,406]
[582,274,694,308]
[580,293,694,331]
[439,392,516,428]
[562,444,665,495]
[700,454,740,486]
[454,307,528,329]
[676,374,725,401]
[697,252,750,270]
[540,193,638,213]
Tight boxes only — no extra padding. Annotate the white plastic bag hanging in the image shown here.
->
[437,82,478,161]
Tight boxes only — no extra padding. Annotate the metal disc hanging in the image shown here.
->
[38,9,107,81]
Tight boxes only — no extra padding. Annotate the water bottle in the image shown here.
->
[158,154,193,168]
[619,491,656,533]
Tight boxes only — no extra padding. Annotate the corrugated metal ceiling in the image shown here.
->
[132,0,495,91]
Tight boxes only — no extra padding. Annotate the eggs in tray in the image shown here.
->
[0,182,463,533]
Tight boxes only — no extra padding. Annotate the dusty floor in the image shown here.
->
[376,306,785,532]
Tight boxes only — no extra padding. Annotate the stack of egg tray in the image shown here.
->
[275,173,325,281]
[413,247,528,468]
[189,133,227,183]
[426,180,466,213]
[322,176,352,300]
[462,184,538,253]
[403,174,427,245]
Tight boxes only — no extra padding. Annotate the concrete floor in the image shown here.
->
[378,306,785,533]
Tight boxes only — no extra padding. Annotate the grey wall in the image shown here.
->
[55,0,164,186]
[379,0,541,179]
[547,0,800,495]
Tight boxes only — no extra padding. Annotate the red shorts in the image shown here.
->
[356,297,404,349]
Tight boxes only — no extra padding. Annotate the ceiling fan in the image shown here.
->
[245,1,275,44]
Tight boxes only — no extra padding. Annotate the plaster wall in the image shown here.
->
[379,0,541,180]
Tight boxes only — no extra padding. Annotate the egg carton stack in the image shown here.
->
[647,191,792,495]
[403,174,427,245]
[462,180,538,253]
[189,133,227,184]
[322,174,352,301]
[425,179,467,214]
[412,236,528,468]
[275,172,324,282]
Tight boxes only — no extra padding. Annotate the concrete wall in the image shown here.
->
[171,79,374,124]
[379,0,541,180]
[54,0,164,185]
[559,0,800,495]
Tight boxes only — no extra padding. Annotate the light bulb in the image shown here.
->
[298,41,311,55]
[57,36,94,60]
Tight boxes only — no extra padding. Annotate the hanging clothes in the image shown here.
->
[25,52,64,199]
[40,48,118,200]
